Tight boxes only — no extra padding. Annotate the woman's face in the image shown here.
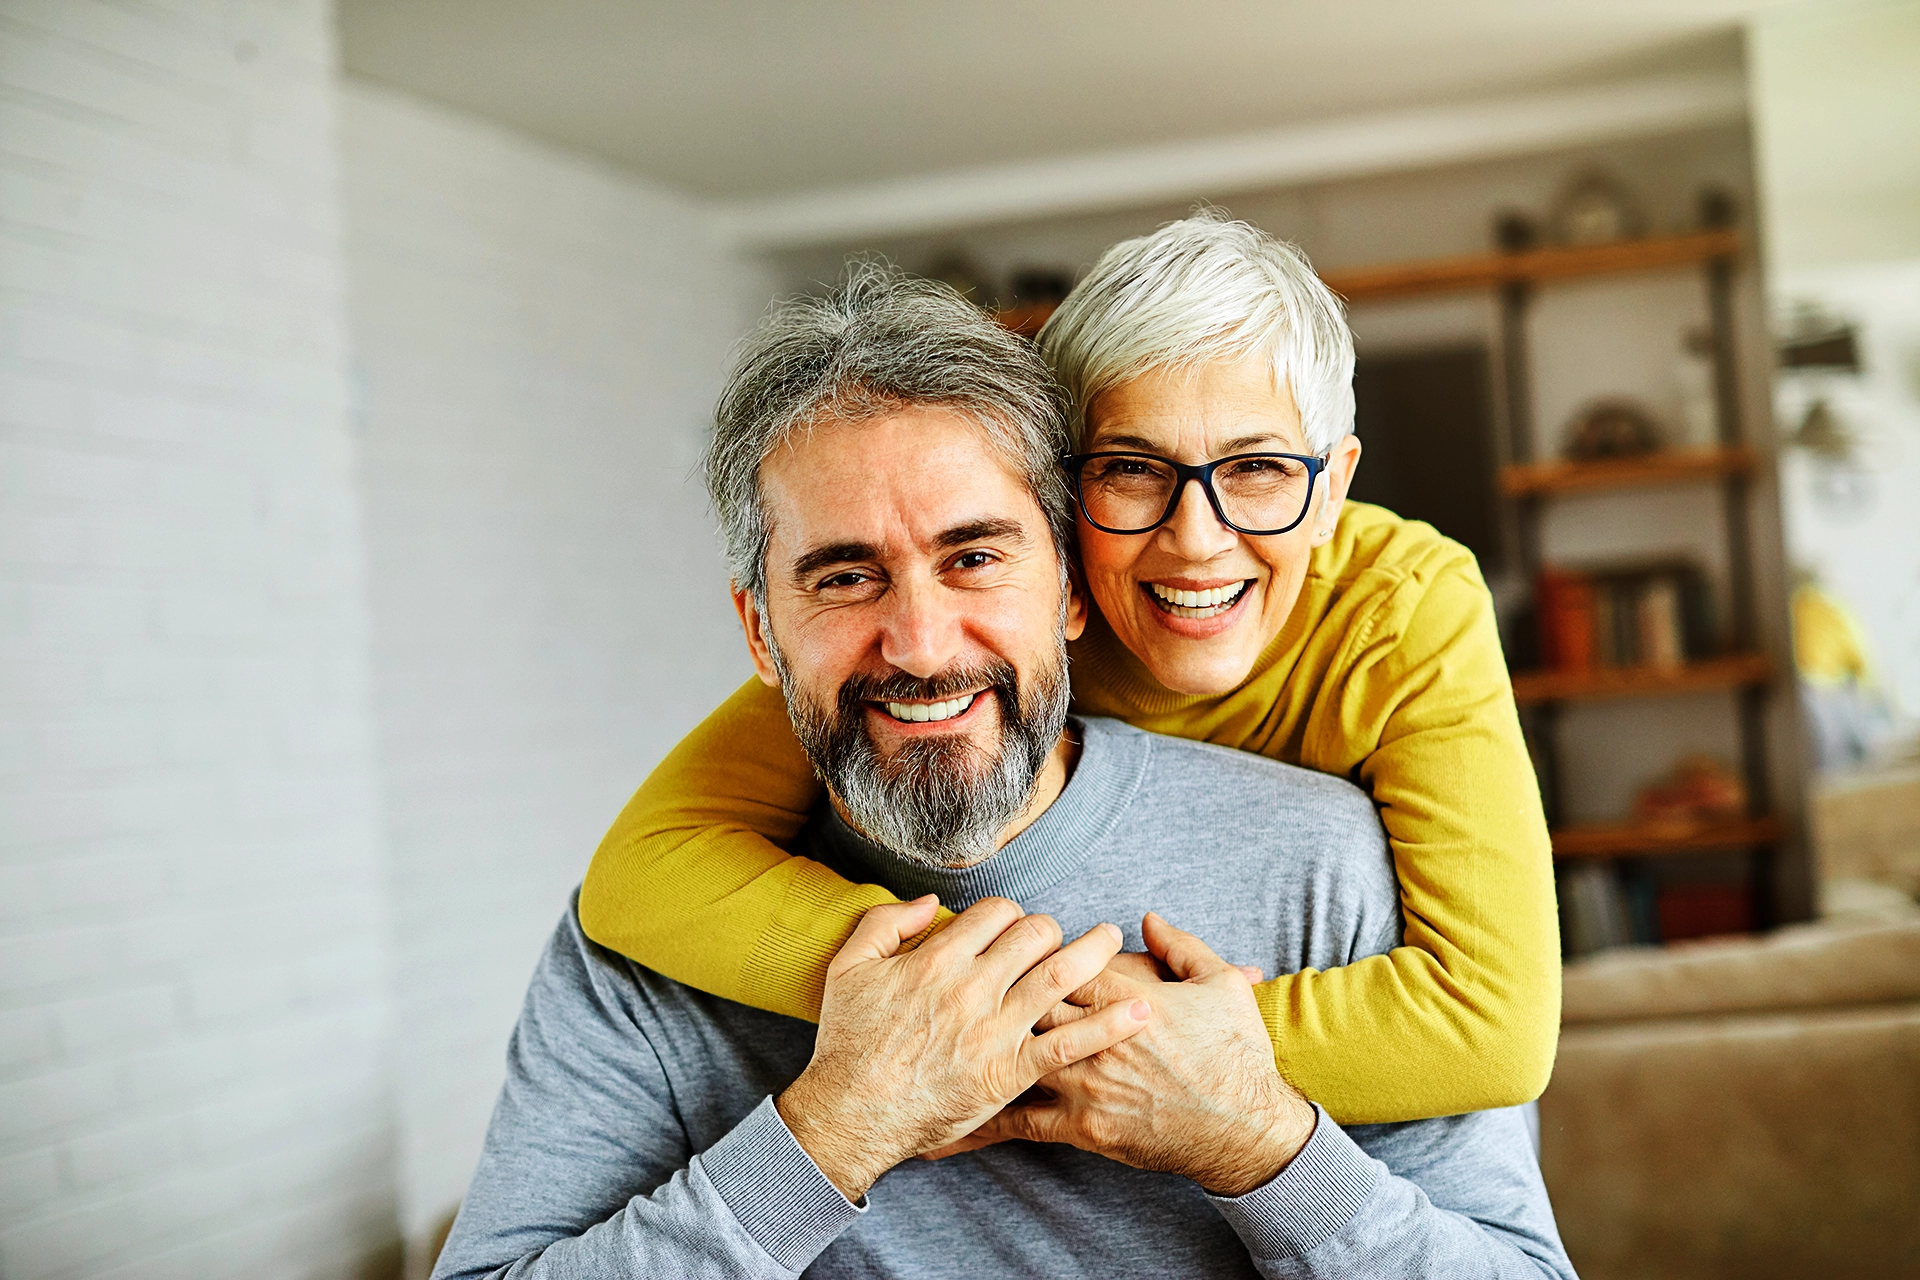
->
[1076,356,1362,696]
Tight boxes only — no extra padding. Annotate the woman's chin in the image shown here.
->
[1128,629,1261,696]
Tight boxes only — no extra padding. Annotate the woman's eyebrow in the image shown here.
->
[1092,431,1293,454]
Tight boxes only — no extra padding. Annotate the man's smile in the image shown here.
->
[869,688,992,730]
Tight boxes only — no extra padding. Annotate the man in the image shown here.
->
[434,266,1573,1279]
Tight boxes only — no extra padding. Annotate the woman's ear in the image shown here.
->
[731,585,783,688]
[1313,433,1364,546]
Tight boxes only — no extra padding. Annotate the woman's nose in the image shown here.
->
[878,578,964,678]
[1156,478,1240,561]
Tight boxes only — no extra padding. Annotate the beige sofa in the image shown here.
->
[1541,760,1920,1280]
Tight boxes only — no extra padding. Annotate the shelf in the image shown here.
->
[1551,814,1783,861]
[1511,653,1771,705]
[1319,229,1741,303]
[994,303,1057,337]
[1498,446,1755,497]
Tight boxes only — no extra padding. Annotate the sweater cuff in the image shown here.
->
[1208,1106,1386,1259]
[698,1096,864,1271]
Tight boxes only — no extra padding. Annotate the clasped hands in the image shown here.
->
[775,896,1317,1203]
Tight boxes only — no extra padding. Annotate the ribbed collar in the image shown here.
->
[802,717,1152,910]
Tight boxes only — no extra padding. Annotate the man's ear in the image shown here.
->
[1062,554,1090,643]
[1311,433,1364,547]
[730,584,783,688]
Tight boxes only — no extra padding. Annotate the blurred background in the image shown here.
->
[2,1,1917,1277]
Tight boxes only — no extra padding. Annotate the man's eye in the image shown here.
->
[952,551,995,571]
[818,571,871,589]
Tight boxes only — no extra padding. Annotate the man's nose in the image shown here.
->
[1155,478,1241,561]
[877,577,965,678]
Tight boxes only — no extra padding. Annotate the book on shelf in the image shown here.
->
[1535,560,1715,674]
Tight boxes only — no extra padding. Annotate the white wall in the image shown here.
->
[0,3,398,1277]
[336,83,759,1250]
[1750,0,1920,731]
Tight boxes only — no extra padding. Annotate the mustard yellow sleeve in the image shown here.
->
[1254,567,1561,1123]
[579,677,953,1021]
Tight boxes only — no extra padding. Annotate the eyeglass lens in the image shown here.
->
[1076,455,1314,533]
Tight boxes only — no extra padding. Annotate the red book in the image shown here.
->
[1537,569,1596,672]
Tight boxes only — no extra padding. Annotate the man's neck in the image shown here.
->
[991,727,1080,853]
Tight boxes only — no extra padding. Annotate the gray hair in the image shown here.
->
[1038,210,1356,454]
[707,260,1074,599]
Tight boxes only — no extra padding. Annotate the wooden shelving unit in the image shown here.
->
[1497,445,1756,497]
[1510,653,1771,705]
[1332,227,1784,944]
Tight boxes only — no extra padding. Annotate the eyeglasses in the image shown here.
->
[1062,451,1329,536]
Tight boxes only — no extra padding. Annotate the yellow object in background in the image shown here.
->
[1793,582,1872,687]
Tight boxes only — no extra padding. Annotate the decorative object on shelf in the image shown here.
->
[1696,184,1738,231]
[1492,208,1539,253]
[1550,169,1645,247]
[1634,755,1747,825]
[921,251,992,305]
[1563,397,1664,459]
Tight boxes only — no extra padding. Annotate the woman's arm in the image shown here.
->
[1255,567,1561,1124]
[579,678,950,1020]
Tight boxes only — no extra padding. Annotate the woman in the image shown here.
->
[581,212,1558,1122]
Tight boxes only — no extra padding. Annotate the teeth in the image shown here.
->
[1148,581,1248,613]
[884,692,978,724]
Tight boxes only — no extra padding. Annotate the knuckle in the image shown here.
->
[1036,953,1080,995]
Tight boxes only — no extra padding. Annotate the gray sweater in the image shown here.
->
[436,717,1573,1279]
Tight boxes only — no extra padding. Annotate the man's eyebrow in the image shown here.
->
[934,518,1029,551]
[786,520,1029,584]
[789,541,880,583]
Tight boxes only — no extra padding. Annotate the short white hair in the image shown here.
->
[1038,211,1356,454]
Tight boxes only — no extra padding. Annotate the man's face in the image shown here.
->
[736,406,1086,867]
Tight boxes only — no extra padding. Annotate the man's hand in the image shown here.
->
[775,895,1151,1200]
[930,912,1315,1198]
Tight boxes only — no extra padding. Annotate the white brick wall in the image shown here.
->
[0,2,398,1277]
[336,83,761,1252]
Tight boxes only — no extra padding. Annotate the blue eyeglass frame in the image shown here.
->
[1061,450,1329,536]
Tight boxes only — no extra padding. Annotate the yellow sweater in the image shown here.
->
[580,502,1561,1123]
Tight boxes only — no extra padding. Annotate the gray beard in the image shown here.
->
[770,627,1070,870]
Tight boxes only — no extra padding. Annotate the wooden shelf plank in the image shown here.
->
[993,303,1056,337]
[1498,446,1755,497]
[1511,653,1771,705]
[1321,229,1740,303]
[1552,814,1783,861]
[1000,230,1741,326]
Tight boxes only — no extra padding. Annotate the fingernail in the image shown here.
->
[1102,922,1121,941]
[1129,1000,1150,1021]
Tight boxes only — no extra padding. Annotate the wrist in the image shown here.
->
[1198,1089,1318,1198]
[776,1072,889,1201]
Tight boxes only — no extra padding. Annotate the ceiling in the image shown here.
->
[337,1,1790,200]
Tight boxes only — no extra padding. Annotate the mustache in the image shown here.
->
[838,659,1019,711]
